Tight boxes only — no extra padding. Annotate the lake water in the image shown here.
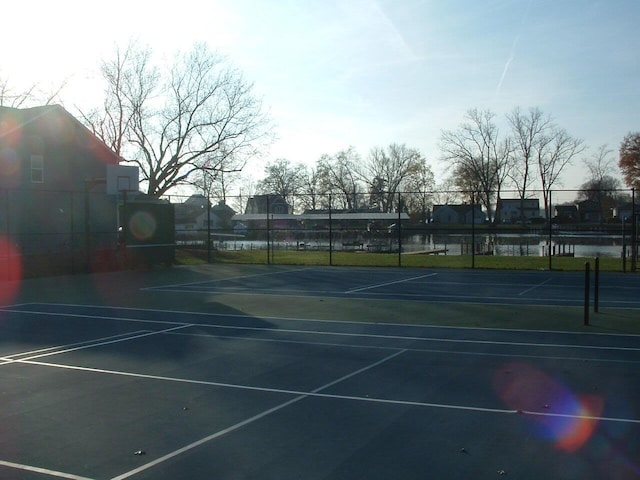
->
[208,234,636,259]
[403,233,634,258]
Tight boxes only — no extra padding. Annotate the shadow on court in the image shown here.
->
[0,301,276,361]
[0,266,638,479]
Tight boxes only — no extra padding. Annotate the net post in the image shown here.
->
[594,257,599,313]
[207,198,211,264]
[584,261,590,326]
[398,192,402,268]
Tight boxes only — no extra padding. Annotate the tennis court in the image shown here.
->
[144,266,640,308]
[0,265,638,479]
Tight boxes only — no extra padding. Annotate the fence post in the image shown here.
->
[207,198,211,263]
[329,194,333,266]
[632,188,637,272]
[398,192,402,268]
[266,195,271,265]
[471,193,476,269]
[4,189,9,280]
[548,189,553,271]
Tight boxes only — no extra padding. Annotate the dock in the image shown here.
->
[403,248,449,255]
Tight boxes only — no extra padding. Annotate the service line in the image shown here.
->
[346,273,438,293]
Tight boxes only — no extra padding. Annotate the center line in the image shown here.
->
[347,273,438,293]
[518,277,552,296]
[109,349,406,480]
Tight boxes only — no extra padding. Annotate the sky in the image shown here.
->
[2,0,639,191]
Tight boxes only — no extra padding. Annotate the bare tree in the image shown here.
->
[619,132,640,189]
[298,164,325,212]
[507,107,552,222]
[535,128,585,219]
[432,176,463,206]
[77,42,151,158]
[440,109,512,222]
[356,143,425,213]
[257,158,306,211]
[81,42,271,196]
[578,145,621,222]
[403,161,436,223]
[1,73,66,107]
[584,144,618,183]
[231,174,257,214]
[317,147,363,210]
[190,152,242,204]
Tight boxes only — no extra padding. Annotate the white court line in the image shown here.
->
[3,305,640,352]
[153,322,640,353]
[0,326,191,366]
[0,331,150,361]
[141,266,315,291]
[0,460,94,480]
[26,302,640,338]
[165,331,640,365]
[518,277,553,296]
[346,273,439,293]
[109,349,406,480]
[15,357,640,428]
[137,284,640,307]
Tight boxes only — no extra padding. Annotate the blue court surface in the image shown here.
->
[0,266,639,479]
[145,266,640,308]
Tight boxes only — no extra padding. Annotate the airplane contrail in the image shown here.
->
[495,0,532,98]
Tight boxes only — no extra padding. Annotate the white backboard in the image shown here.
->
[107,164,139,195]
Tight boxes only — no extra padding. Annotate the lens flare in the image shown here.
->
[0,147,21,187]
[0,237,22,305]
[128,211,157,241]
[493,362,604,452]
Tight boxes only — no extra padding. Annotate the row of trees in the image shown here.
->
[256,109,639,223]
[3,41,640,220]
[256,144,435,218]
[440,107,587,222]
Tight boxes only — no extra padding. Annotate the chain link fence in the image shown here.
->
[167,188,639,272]
[0,187,120,278]
[2,187,636,278]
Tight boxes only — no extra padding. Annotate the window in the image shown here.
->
[30,155,44,183]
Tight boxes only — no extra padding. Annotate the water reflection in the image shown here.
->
[403,233,630,258]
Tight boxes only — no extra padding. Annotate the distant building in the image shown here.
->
[496,198,541,223]
[554,204,579,223]
[244,194,291,215]
[0,104,126,276]
[174,195,236,240]
[577,199,605,223]
[614,202,638,222]
[431,204,485,225]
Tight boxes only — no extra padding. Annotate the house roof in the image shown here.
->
[555,205,578,211]
[0,105,124,165]
[233,212,410,222]
[211,201,236,215]
[174,204,205,223]
[496,198,540,207]
[433,204,482,214]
